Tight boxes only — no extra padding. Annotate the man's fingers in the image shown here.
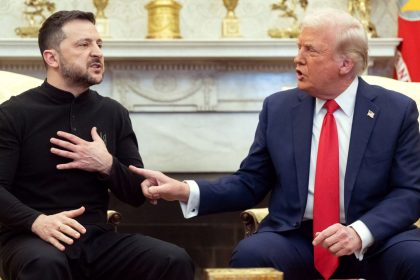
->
[51,148,77,160]
[129,166,162,179]
[148,185,166,196]
[64,206,85,218]
[312,224,340,245]
[313,232,325,245]
[312,224,360,256]
[328,239,354,256]
[53,228,74,245]
[59,221,85,237]
[61,207,86,234]
[48,236,65,251]
[50,137,78,151]
[140,178,160,205]
[56,162,80,170]
[56,131,83,144]
[141,181,159,200]
[322,233,341,249]
[140,178,156,189]
[149,199,158,205]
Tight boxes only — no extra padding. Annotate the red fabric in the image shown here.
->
[313,100,340,280]
[396,16,420,82]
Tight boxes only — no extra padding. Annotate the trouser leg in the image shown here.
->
[231,222,364,280]
[365,240,420,280]
[0,233,72,280]
[89,232,195,280]
[231,230,317,280]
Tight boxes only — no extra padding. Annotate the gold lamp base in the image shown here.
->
[222,0,241,38]
[93,0,111,38]
[222,16,241,38]
[96,18,111,38]
[145,0,182,39]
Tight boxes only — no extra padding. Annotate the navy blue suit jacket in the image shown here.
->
[197,77,420,255]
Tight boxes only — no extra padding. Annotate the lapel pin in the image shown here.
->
[367,110,375,119]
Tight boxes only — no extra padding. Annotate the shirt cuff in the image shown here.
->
[350,220,374,260]
[179,180,200,219]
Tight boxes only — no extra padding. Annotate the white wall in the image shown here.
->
[0,0,398,39]
[0,0,400,172]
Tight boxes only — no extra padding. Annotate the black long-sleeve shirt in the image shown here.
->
[0,81,145,231]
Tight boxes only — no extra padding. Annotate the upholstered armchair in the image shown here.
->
[0,70,122,230]
[240,75,420,237]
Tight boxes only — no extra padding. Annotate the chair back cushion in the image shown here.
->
[362,75,420,123]
[0,71,43,104]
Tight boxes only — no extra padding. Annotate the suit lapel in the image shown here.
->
[344,78,379,215]
[292,92,315,208]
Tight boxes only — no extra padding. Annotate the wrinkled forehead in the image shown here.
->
[297,26,335,46]
[61,19,101,42]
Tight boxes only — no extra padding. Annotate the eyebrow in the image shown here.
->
[75,38,103,44]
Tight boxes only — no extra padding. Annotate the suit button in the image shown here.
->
[293,222,300,227]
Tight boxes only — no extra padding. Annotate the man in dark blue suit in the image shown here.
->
[130,8,420,280]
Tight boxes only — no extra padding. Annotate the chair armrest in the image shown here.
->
[240,208,269,237]
[240,209,419,237]
[107,210,122,231]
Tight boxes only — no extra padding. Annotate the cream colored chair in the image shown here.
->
[0,70,43,103]
[241,75,420,237]
[0,70,122,229]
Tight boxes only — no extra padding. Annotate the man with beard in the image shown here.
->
[0,10,194,280]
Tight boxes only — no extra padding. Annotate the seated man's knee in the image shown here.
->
[368,241,420,280]
[395,242,420,279]
[24,249,69,272]
[6,247,71,280]
[142,242,194,280]
[163,245,193,268]
[230,232,314,280]
[230,237,268,267]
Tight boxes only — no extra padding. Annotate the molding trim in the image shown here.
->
[0,38,401,59]
[0,38,400,113]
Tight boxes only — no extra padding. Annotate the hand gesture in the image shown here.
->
[312,223,362,256]
[31,206,87,251]
[50,127,113,175]
[128,166,190,204]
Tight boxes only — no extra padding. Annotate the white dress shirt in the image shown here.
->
[180,77,374,260]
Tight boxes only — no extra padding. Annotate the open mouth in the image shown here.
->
[90,62,103,70]
[296,69,304,80]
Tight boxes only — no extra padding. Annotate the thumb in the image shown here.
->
[65,206,85,218]
[91,127,101,141]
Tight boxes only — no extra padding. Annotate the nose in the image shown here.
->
[91,43,103,58]
[293,49,305,65]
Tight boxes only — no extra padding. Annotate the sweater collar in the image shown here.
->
[40,80,93,103]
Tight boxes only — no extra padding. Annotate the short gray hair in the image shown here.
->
[300,8,368,75]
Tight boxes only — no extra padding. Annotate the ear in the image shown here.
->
[42,49,59,68]
[338,55,354,75]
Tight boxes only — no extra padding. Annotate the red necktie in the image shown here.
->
[313,99,340,280]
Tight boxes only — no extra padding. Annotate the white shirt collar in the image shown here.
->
[315,77,358,117]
